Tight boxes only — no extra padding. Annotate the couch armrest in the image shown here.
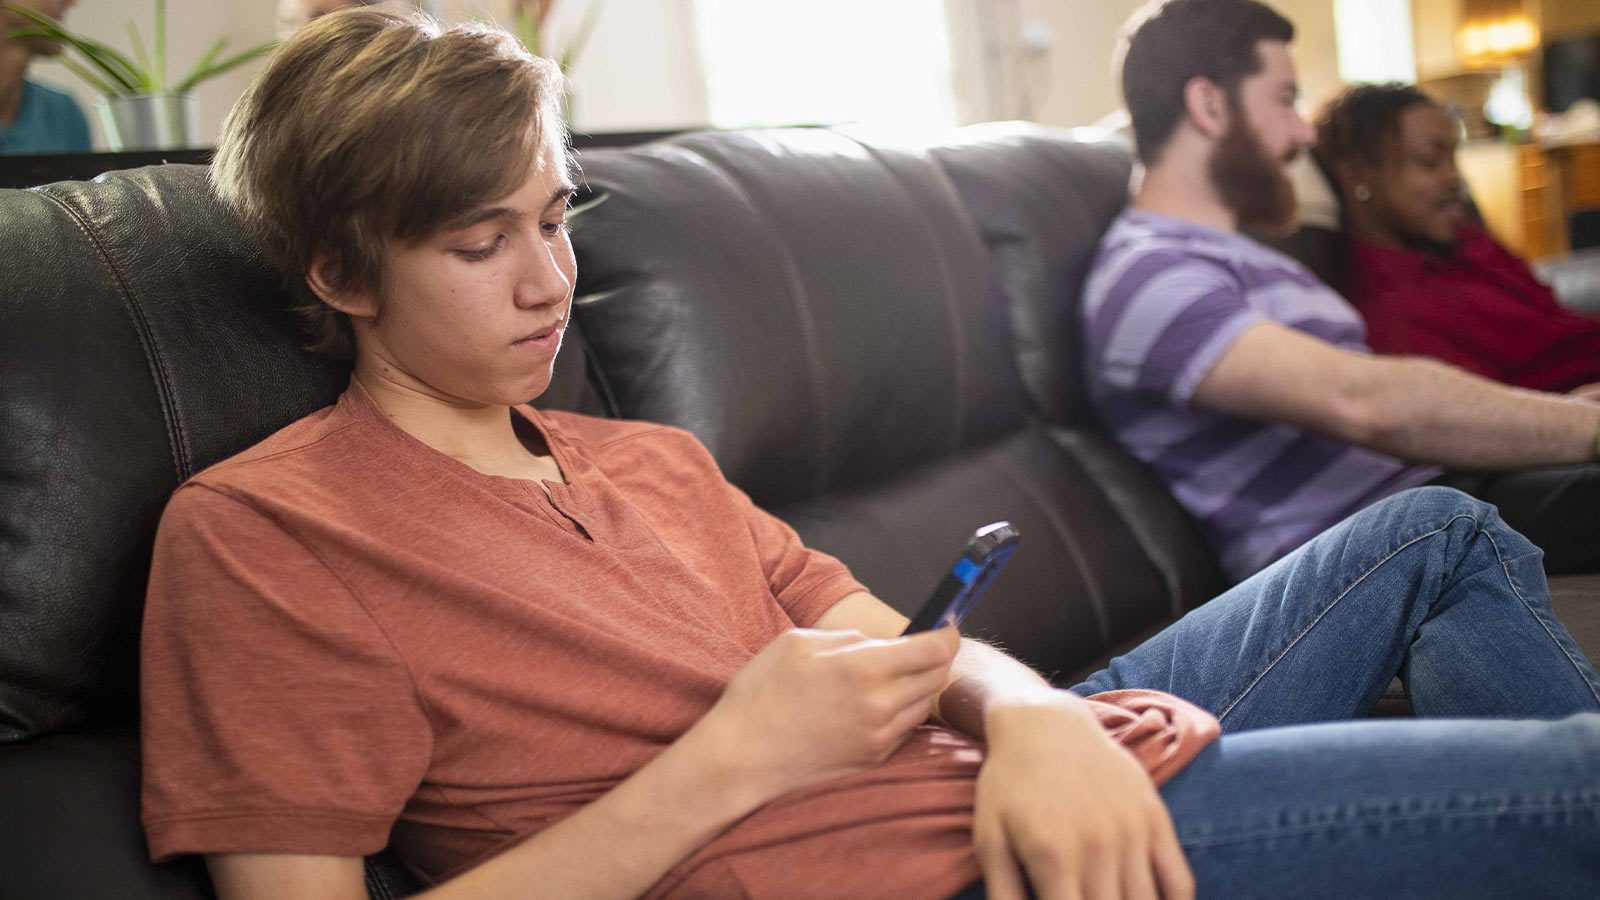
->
[0,724,213,899]
[1533,248,1600,315]
[1549,575,1600,664]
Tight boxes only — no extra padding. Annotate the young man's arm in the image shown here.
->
[205,625,960,900]
[1195,321,1600,468]
[814,593,1196,900]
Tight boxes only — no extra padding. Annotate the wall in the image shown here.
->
[465,0,709,132]
[28,0,709,150]
[28,0,276,150]
[1542,0,1600,40]
[991,0,1345,130]
[30,0,1354,145]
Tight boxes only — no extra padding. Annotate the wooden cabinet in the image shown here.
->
[1459,139,1600,260]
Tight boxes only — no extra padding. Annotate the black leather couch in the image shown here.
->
[3,123,1597,899]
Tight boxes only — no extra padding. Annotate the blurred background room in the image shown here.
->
[5,0,1599,261]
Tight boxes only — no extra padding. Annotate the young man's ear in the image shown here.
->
[305,251,379,319]
[1182,76,1230,141]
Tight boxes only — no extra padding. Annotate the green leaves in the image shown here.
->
[510,0,603,74]
[1,1,277,98]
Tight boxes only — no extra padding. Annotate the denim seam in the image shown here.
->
[1217,513,1479,723]
[1179,795,1600,850]
[1479,527,1600,708]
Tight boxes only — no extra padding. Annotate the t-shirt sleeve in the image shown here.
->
[140,483,433,862]
[736,491,869,627]
[1089,251,1264,406]
[666,429,867,627]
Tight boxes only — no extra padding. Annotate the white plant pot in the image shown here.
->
[96,93,199,151]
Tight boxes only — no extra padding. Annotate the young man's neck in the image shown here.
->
[353,364,560,478]
[1130,152,1237,233]
[0,45,34,129]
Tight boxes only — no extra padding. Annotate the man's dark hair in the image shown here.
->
[1312,82,1438,172]
[1118,0,1295,164]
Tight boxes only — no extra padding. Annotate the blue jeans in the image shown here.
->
[963,487,1600,899]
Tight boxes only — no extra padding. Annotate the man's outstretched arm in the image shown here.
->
[1195,321,1600,469]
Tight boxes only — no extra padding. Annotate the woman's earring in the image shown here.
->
[1354,183,1372,202]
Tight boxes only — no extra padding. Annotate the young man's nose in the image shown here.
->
[514,244,572,310]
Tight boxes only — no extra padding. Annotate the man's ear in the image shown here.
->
[305,251,379,318]
[1181,76,1230,141]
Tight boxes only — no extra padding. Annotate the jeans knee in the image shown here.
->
[1382,486,1498,533]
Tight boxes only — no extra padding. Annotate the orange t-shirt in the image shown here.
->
[141,381,1217,899]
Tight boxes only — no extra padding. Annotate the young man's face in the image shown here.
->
[1369,104,1467,249]
[352,146,578,408]
[1207,40,1316,233]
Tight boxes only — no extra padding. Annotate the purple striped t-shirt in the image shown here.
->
[1082,209,1439,580]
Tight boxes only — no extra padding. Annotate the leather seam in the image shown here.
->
[37,187,191,480]
[993,446,1113,644]
[674,139,831,495]
[850,137,971,454]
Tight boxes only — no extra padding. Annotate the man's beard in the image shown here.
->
[1208,110,1299,235]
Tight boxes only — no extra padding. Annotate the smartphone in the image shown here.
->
[901,521,1020,635]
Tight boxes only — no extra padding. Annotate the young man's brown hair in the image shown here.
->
[1117,0,1294,165]
[212,6,567,359]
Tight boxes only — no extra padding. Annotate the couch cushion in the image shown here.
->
[929,123,1134,428]
[572,128,1221,678]
[570,128,1028,509]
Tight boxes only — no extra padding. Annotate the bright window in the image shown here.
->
[691,0,957,129]
[1334,0,1417,84]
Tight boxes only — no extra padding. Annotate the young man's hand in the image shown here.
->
[973,696,1194,900]
[705,626,961,800]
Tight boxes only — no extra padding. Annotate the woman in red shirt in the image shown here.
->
[1313,82,1600,396]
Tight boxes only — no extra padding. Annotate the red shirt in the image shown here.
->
[141,381,1218,897]
[1346,225,1600,392]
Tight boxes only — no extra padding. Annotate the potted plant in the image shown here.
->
[3,0,276,150]
[507,0,602,123]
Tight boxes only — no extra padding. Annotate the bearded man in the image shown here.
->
[1081,0,1600,581]
[0,0,89,154]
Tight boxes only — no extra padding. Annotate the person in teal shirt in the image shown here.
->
[1,0,92,154]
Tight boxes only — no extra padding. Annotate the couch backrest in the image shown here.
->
[571,127,1221,679]
[0,124,1219,743]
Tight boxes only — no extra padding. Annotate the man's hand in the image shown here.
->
[973,696,1194,900]
[705,626,961,799]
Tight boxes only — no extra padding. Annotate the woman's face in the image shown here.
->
[1366,104,1467,248]
[344,147,578,409]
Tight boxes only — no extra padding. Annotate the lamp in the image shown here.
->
[1456,0,1539,68]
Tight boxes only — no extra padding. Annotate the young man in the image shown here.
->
[1314,82,1600,395]
[1084,0,1600,581]
[141,7,1600,900]
[0,0,90,154]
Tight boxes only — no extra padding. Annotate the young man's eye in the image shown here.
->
[457,234,506,261]
[540,220,571,237]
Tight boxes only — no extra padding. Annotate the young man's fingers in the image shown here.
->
[1150,819,1196,900]
[973,825,1030,900]
[823,627,958,676]
[883,664,953,711]
[1121,846,1161,900]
